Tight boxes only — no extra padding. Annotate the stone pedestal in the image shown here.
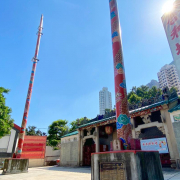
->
[2,158,29,175]
[91,150,164,180]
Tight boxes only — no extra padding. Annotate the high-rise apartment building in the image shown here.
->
[157,64,180,95]
[99,87,112,115]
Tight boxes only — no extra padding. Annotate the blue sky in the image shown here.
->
[0,0,173,131]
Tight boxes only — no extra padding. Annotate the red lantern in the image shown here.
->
[105,126,113,135]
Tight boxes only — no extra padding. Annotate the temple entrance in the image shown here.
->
[83,138,95,166]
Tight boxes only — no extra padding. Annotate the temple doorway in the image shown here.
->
[83,138,95,166]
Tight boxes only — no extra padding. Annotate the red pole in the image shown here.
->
[109,0,132,149]
[15,15,43,158]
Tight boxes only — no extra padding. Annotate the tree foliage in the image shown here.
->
[47,119,68,147]
[128,85,178,104]
[26,126,46,136]
[169,86,178,94]
[128,93,141,104]
[69,117,89,133]
[104,109,116,118]
[128,85,162,104]
[0,87,14,139]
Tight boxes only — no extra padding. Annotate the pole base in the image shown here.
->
[2,158,29,175]
[91,150,164,180]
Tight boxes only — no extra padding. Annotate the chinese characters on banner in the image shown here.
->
[140,138,169,154]
[162,0,180,77]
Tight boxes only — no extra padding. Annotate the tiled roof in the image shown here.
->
[61,131,78,138]
[77,98,178,129]
[169,104,180,113]
[129,100,168,114]
[77,116,116,129]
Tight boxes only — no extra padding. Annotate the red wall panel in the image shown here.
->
[21,136,46,159]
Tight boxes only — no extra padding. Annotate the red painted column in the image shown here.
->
[15,15,43,158]
[109,0,132,149]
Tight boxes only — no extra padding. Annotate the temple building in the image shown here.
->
[61,88,180,168]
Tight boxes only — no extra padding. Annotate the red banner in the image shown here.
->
[21,136,46,159]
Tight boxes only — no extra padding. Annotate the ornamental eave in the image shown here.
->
[78,117,116,131]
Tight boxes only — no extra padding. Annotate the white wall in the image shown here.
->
[60,134,79,166]
[29,159,45,167]
[60,141,79,166]
[0,135,9,152]
[0,129,16,153]
[45,146,60,162]
[7,129,16,153]
[61,134,78,144]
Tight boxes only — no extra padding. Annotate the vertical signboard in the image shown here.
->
[140,138,169,154]
[162,0,180,78]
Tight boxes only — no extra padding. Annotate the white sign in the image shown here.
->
[140,138,169,154]
[162,0,180,74]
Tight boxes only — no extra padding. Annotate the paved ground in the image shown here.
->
[163,168,180,180]
[0,166,180,180]
[0,166,90,180]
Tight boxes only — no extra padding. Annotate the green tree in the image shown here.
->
[169,86,178,93]
[26,126,36,135]
[128,86,137,99]
[127,91,134,99]
[26,126,46,136]
[0,87,14,139]
[128,85,163,104]
[128,93,141,104]
[105,109,111,114]
[131,86,137,94]
[148,86,158,98]
[69,117,89,133]
[69,119,79,133]
[47,119,68,147]
[136,85,149,98]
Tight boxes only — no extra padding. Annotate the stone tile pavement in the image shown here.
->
[163,168,180,180]
[0,166,91,180]
[0,166,180,180]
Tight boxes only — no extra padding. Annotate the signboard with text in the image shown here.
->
[100,161,126,180]
[140,138,169,154]
[162,0,180,77]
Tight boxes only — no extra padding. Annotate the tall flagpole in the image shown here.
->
[15,15,43,158]
[109,0,132,149]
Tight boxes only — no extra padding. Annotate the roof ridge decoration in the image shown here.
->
[78,116,116,130]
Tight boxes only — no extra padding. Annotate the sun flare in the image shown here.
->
[162,0,174,14]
